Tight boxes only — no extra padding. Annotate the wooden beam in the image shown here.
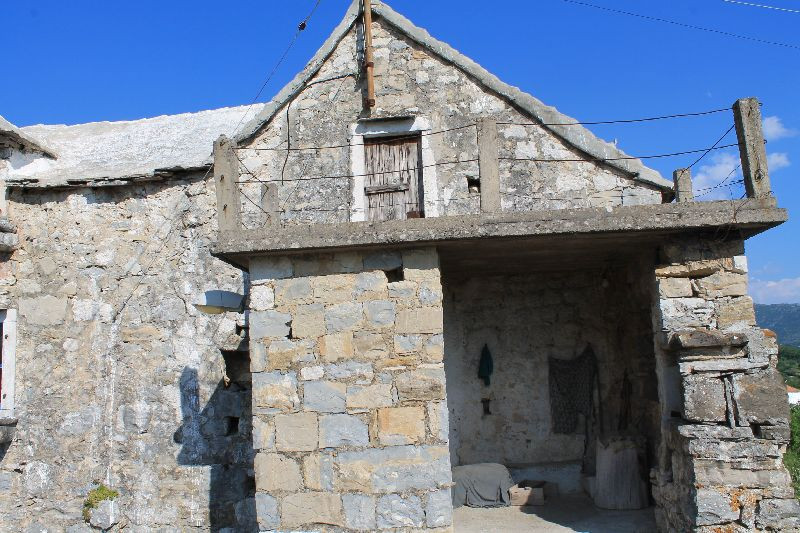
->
[363,0,376,108]
[733,97,771,198]
[213,135,241,232]
[478,118,500,213]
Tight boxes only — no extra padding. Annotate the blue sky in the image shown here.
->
[2,0,798,302]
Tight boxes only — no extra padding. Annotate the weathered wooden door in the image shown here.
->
[364,135,423,221]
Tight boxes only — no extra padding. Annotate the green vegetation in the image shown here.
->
[778,344,800,389]
[785,406,800,499]
[83,484,118,522]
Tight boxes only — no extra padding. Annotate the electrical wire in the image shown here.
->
[499,143,739,163]
[498,107,731,127]
[230,0,323,137]
[686,125,736,169]
[560,0,800,50]
[720,0,800,14]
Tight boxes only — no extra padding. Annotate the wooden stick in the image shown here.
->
[363,0,376,108]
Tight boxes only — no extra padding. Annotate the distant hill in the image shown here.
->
[755,304,800,348]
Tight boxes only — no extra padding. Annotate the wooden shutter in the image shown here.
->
[364,135,423,221]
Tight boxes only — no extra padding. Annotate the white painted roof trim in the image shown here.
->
[236,0,673,191]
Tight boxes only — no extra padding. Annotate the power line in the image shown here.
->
[560,0,800,50]
[230,0,323,137]
[686,125,736,169]
[499,142,739,163]
[499,106,731,127]
[238,123,478,152]
[720,0,800,14]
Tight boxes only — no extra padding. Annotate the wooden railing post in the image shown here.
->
[733,97,771,198]
[477,118,500,213]
[213,135,241,232]
[673,168,693,202]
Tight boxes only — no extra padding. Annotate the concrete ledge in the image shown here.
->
[214,199,786,266]
[0,416,17,445]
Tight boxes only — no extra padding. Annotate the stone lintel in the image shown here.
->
[213,199,785,265]
[668,330,749,351]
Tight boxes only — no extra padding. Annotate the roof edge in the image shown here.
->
[372,2,672,190]
[0,115,58,159]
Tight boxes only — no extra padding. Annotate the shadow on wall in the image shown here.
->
[175,357,256,532]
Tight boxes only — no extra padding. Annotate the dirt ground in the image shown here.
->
[452,495,656,533]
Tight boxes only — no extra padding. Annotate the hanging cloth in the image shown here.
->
[548,345,598,434]
[478,344,494,386]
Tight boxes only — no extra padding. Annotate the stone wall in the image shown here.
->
[650,238,799,532]
[236,15,662,228]
[0,176,256,531]
[247,247,453,531]
[442,261,659,490]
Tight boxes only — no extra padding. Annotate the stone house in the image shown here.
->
[0,1,796,531]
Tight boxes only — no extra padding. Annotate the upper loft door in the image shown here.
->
[363,135,423,221]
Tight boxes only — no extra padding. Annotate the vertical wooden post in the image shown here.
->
[733,97,771,198]
[363,0,376,108]
[213,135,241,232]
[478,118,500,213]
[673,168,693,202]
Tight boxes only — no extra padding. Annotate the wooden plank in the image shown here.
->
[363,0,376,108]
[365,183,409,195]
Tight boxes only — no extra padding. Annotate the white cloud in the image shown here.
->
[768,152,791,171]
[763,115,797,141]
[692,152,742,200]
[750,277,800,305]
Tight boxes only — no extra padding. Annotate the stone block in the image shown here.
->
[355,271,388,297]
[668,329,748,350]
[395,368,446,401]
[388,280,417,299]
[419,282,443,305]
[281,492,344,528]
[426,488,454,528]
[252,417,275,450]
[378,406,426,445]
[716,296,757,329]
[427,401,449,441]
[250,310,292,339]
[319,332,353,362]
[732,255,748,274]
[251,256,293,281]
[683,375,727,422]
[363,251,402,271]
[249,285,275,311]
[695,487,740,526]
[402,248,439,270]
[732,370,790,425]
[313,274,356,304]
[396,306,443,334]
[254,453,302,492]
[755,498,800,530]
[347,384,393,409]
[304,381,346,413]
[354,332,390,359]
[274,278,312,305]
[300,365,324,381]
[658,277,692,298]
[319,414,369,448]
[343,493,376,531]
[292,303,326,339]
[253,372,299,410]
[394,334,423,354]
[335,445,451,493]
[275,412,318,451]
[250,341,268,373]
[266,338,315,371]
[303,453,334,491]
[377,494,424,529]
[693,271,747,298]
[659,298,715,330]
[364,300,396,327]
[325,361,374,382]
[325,302,363,333]
[255,493,279,529]
[425,334,445,361]
[19,295,67,326]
